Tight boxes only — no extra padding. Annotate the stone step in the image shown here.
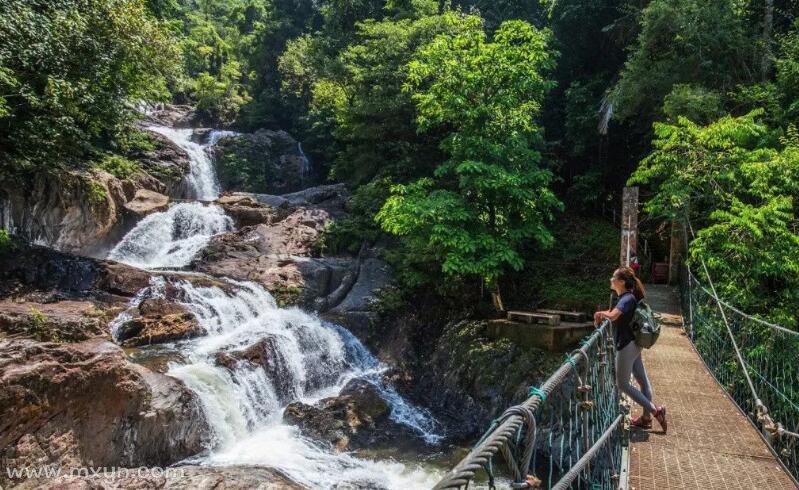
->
[535,309,588,323]
[506,310,560,325]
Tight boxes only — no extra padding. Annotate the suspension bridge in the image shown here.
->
[434,271,799,488]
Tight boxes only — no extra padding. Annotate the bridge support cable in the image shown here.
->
[434,319,627,489]
[681,216,799,482]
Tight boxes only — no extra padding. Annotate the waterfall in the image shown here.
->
[297,142,311,180]
[145,125,236,201]
[131,277,443,488]
[107,121,443,488]
[107,202,232,269]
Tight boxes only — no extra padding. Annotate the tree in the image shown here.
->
[376,20,561,295]
[0,0,181,178]
[630,112,799,324]
[310,7,477,184]
[611,0,754,124]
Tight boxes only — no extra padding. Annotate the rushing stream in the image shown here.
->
[108,124,445,488]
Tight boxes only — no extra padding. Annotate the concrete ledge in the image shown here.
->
[506,310,560,325]
[486,319,595,352]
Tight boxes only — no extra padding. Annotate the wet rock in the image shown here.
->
[144,104,197,128]
[117,303,205,347]
[0,241,156,343]
[0,133,190,256]
[13,465,302,489]
[0,240,151,299]
[214,129,308,194]
[323,257,393,335]
[280,183,349,215]
[283,379,398,451]
[0,299,106,342]
[97,261,152,297]
[0,171,126,256]
[0,338,210,482]
[215,192,283,227]
[123,189,170,217]
[192,189,354,307]
[214,336,298,402]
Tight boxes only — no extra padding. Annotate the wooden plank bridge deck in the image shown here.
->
[629,285,796,489]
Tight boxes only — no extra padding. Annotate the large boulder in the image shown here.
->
[0,240,154,343]
[0,171,128,256]
[323,257,394,336]
[0,128,190,256]
[0,240,150,299]
[193,186,354,307]
[122,189,170,217]
[282,379,395,451]
[215,192,287,227]
[0,338,210,485]
[213,129,308,195]
[115,298,205,347]
[0,299,108,342]
[143,104,197,128]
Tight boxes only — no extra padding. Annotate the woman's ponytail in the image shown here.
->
[631,274,645,300]
[613,267,646,300]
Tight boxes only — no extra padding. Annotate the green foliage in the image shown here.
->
[192,61,251,124]
[164,0,279,125]
[372,286,407,315]
[27,307,61,343]
[311,11,481,184]
[113,127,161,155]
[85,180,109,209]
[663,84,724,125]
[214,135,268,191]
[0,229,10,254]
[377,20,561,284]
[631,112,799,324]
[271,285,302,307]
[318,180,388,255]
[436,320,561,408]
[565,170,606,213]
[504,215,619,312]
[0,0,181,179]
[91,155,141,179]
[612,0,753,123]
[630,111,783,218]
[775,22,799,113]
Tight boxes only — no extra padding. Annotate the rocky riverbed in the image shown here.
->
[0,105,563,489]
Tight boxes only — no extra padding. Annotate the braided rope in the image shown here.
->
[550,414,624,490]
[433,319,618,489]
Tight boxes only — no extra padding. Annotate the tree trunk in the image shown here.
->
[491,281,505,312]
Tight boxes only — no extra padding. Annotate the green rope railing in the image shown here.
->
[681,266,799,482]
[433,319,625,489]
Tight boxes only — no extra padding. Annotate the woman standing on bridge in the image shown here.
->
[593,267,667,432]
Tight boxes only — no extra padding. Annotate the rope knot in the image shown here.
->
[528,386,547,401]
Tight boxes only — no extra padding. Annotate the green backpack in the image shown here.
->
[632,300,660,349]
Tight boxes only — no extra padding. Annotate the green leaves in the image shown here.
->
[376,19,560,284]
[0,0,180,179]
[633,110,799,326]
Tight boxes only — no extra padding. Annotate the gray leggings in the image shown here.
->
[615,341,655,415]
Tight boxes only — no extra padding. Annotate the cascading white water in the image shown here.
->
[108,122,444,488]
[146,125,237,201]
[107,202,232,269]
[149,278,444,489]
